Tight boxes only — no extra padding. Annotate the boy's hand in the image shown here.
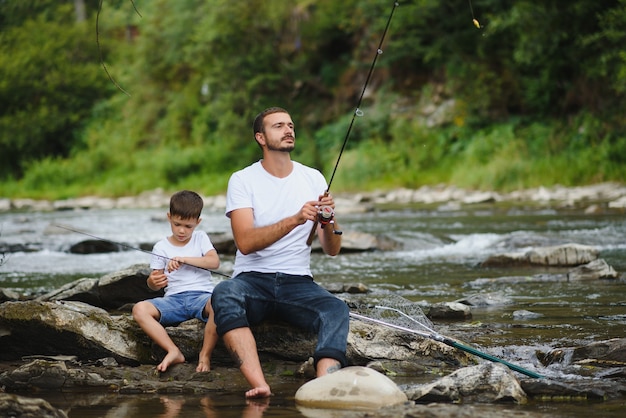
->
[147,269,168,291]
[167,257,185,272]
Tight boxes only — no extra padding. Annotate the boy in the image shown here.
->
[133,190,220,372]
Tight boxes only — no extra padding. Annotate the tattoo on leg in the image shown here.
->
[325,362,341,374]
[227,346,243,367]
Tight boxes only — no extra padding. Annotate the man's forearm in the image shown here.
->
[235,215,302,255]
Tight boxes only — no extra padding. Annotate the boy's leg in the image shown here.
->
[197,298,218,372]
[132,300,185,372]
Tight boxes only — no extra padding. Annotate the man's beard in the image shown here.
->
[266,137,295,152]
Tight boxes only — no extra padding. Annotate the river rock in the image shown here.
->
[481,243,599,267]
[539,338,626,370]
[69,239,124,254]
[0,300,143,365]
[0,299,472,373]
[455,292,512,307]
[428,302,472,320]
[404,362,527,403]
[567,259,619,281]
[0,393,68,418]
[527,244,599,266]
[37,264,162,310]
[295,366,408,410]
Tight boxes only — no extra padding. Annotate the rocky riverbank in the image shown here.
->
[2,182,626,213]
[1,259,626,417]
[1,183,626,416]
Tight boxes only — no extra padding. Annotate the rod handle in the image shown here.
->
[306,219,318,246]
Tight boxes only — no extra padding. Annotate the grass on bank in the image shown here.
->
[1,114,624,200]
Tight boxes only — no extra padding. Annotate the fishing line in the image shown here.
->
[468,0,481,29]
[53,224,230,278]
[326,1,399,193]
[307,1,400,245]
[96,0,141,96]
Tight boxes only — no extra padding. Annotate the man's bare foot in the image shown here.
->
[245,385,272,399]
[196,359,210,372]
[243,397,270,418]
[156,350,185,372]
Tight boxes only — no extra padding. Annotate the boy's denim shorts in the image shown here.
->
[149,291,212,326]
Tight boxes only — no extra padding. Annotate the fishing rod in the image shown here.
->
[307,1,400,245]
[53,224,231,278]
[350,309,544,379]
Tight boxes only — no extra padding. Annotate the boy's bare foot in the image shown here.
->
[157,350,185,372]
[245,385,272,399]
[196,359,211,372]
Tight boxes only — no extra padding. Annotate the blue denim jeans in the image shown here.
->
[211,271,349,367]
[148,291,211,326]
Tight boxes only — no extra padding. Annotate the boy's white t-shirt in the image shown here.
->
[150,230,215,295]
[226,160,328,277]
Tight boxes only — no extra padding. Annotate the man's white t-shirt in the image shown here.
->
[225,160,328,277]
[150,230,216,295]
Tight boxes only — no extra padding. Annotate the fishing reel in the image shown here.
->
[317,205,342,235]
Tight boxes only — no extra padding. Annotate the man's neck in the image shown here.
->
[261,152,293,178]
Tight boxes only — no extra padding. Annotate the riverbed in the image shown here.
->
[1,195,625,417]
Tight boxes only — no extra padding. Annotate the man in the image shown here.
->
[211,107,349,398]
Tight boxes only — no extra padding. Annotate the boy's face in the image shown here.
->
[167,214,201,244]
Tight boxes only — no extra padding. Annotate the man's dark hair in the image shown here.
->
[169,190,203,220]
[253,107,289,136]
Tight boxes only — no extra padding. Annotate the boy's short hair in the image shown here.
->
[169,190,203,220]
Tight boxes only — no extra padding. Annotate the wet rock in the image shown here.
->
[455,292,512,307]
[428,302,472,320]
[0,300,144,365]
[364,402,547,418]
[0,359,111,391]
[521,376,626,400]
[346,320,473,370]
[0,299,472,375]
[295,366,407,410]
[512,310,544,320]
[527,244,599,266]
[69,239,124,254]
[567,259,619,281]
[0,393,68,418]
[539,338,626,368]
[468,274,566,286]
[324,282,369,294]
[37,264,161,310]
[608,195,626,209]
[0,288,21,303]
[481,243,599,267]
[403,362,527,403]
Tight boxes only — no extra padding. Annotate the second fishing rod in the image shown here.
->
[307,1,400,245]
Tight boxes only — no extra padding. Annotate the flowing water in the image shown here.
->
[1,202,625,417]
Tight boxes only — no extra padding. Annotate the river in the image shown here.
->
[1,199,625,417]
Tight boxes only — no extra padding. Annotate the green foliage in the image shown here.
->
[0,1,110,179]
[1,0,625,199]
